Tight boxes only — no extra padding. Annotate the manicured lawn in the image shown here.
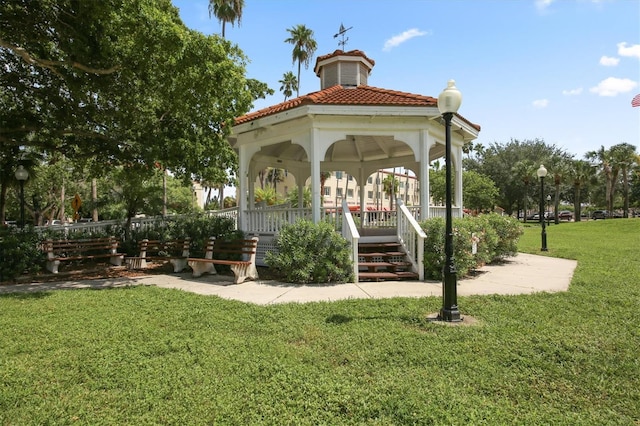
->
[1,220,639,424]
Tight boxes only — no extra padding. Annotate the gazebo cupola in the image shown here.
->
[314,50,375,89]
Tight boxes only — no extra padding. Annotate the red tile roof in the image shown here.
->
[314,49,376,74]
[235,85,481,131]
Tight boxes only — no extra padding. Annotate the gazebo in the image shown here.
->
[227,49,480,281]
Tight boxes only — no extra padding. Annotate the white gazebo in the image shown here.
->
[227,49,480,280]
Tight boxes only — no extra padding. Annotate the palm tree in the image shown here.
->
[512,160,536,222]
[549,157,570,224]
[382,173,399,211]
[586,146,615,213]
[320,171,331,206]
[569,159,595,222]
[284,24,317,97]
[609,143,638,217]
[279,71,298,101]
[208,0,244,38]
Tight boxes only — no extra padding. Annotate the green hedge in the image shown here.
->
[0,228,43,282]
[265,219,354,284]
[0,214,238,281]
[420,213,523,280]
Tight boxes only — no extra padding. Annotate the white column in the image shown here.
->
[419,129,432,220]
[237,146,248,230]
[359,168,366,219]
[309,128,322,223]
[454,144,463,215]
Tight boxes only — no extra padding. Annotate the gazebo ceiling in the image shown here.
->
[253,135,446,166]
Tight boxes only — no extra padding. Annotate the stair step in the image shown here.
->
[359,242,401,249]
[359,252,391,258]
[359,262,394,271]
[390,261,412,268]
[395,271,419,279]
[358,271,399,281]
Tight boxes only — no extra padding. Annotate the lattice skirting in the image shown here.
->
[256,236,277,267]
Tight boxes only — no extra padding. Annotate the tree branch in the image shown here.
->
[0,38,121,75]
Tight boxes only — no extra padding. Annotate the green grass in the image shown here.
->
[1,220,639,424]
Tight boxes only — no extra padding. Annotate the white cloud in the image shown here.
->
[562,88,583,96]
[535,0,554,12]
[383,28,429,52]
[589,77,638,96]
[599,56,619,66]
[533,99,549,108]
[617,42,640,59]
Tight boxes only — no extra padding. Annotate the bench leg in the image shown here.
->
[46,260,61,274]
[188,261,217,278]
[230,263,259,284]
[110,255,124,267]
[169,258,188,273]
[127,257,147,270]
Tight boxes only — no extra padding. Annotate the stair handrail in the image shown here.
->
[396,198,426,280]
[341,199,360,283]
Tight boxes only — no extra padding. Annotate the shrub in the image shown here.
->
[265,219,353,284]
[483,213,523,261]
[420,213,523,280]
[0,227,44,282]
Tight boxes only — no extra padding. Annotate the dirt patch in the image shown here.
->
[4,261,174,286]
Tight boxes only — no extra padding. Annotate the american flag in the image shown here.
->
[633,93,640,108]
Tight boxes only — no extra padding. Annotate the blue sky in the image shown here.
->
[171,0,639,159]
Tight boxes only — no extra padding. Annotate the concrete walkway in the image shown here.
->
[0,253,577,305]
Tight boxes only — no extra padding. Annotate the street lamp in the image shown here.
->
[15,165,29,228]
[537,164,548,252]
[437,80,462,322]
[546,194,551,226]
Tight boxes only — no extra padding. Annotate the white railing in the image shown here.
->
[206,207,239,228]
[245,208,312,234]
[397,198,427,280]
[359,208,397,228]
[429,206,463,219]
[34,209,240,236]
[341,200,360,283]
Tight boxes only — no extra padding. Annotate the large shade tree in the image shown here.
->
[1,0,270,221]
[464,138,572,216]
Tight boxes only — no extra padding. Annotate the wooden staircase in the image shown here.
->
[357,237,419,282]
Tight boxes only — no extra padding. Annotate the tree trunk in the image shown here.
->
[162,171,167,217]
[92,178,99,222]
[574,184,582,222]
[59,182,66,221]
[622,167,629,218]
[0,183,6,224]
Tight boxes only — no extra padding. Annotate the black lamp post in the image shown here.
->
[437,80,462,322]
[537,164,548,252]
[546,194,551,226]
[15,165,29,228]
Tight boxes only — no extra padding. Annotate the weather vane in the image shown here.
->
[333,23,353,49]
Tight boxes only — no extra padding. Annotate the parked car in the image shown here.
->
[591,210,622,220]
[557,211,573,221]
[526,212,550,221]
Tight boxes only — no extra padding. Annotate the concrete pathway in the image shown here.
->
[0,253,577,305]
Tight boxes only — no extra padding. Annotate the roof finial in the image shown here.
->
[333,23,353,49]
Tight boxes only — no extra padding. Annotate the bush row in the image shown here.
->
[420,212,523,280]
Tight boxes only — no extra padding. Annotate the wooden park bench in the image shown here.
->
[187,236,259,284]
[126,238,191,272]
[42,236,124,274]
